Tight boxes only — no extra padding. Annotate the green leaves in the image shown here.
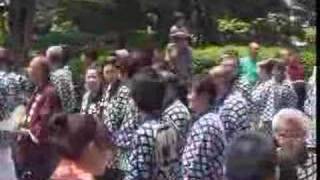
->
[217,17,251,34]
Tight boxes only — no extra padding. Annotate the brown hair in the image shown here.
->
[192,74,216,99]
[47,113,115,160]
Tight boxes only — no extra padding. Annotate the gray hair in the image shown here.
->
[46,45,63,59]
[272,108,309,133]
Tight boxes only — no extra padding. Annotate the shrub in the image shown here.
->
[300,46,316,78]
[192,45,315,78]
[33,31,94,50]
[304,27,316,44]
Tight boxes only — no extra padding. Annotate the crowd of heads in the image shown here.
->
[0,35,315,179]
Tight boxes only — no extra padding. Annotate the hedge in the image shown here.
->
[192,45,316,78]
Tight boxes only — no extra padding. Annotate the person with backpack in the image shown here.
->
[182,74,226,180]
[124,68,181,180]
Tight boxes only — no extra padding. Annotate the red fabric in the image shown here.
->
[287,59,304,81]
[27,83,62,143]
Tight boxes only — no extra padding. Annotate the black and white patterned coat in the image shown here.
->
[182,112,226,180]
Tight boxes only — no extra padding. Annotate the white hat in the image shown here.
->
[169,26,190,38]
[46,46,63,57]
[115,49,129,59]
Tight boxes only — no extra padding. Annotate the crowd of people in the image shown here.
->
[0,24,317,180]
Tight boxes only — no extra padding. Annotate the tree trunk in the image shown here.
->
[8,0,36,66]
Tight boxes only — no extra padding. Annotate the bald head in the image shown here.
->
[249,42,260,59]
[28,56,50,85]
[249,42,260,48]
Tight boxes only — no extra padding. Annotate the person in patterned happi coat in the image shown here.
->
[102,50,152,179]
[219,53,256,128]
[273,109,317,180]
[0,47,33,122]
[304,66,316,150]
[46,46,77,113]
[182,74,226,180]
[209,65,251,143]
[159,70,191,138]
[81,64,106,120]
[124,67,181,180]
[0,47,19,180]
[252,59,298,135]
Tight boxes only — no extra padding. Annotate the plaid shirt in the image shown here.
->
[232,78,258,124]
[182,112,226,180]
[220,90,251,143]
[124,115,180,180]
[80,91,106,120]
[296,152,317,180]
[103,85,132,132]
[252,79,298,123]
[304,80,316,120]
[103,84,141,171]
[50,65,77,113]
[0,71,32,121]
[0,71,8,121]
[304,79,316,148]
[162,100,191,139]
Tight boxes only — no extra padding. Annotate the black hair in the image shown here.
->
[85,63,104,103]
[226,132,277,180]
[102,57,118,68]
[84,48,98,61]
[61,45,71,65]
[159,71,180,109]
[102,58,122,101]
[272,60,286,73]
[130,67,165,113]
[86,63,103,77]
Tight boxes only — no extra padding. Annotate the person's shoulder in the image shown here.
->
[164,100,190,115]
[226,91,247,104]
[194,112,222,131]
[118,83,130,93]
[43,83,59,96]
[52,67,71,77]
[135,119,159,137]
